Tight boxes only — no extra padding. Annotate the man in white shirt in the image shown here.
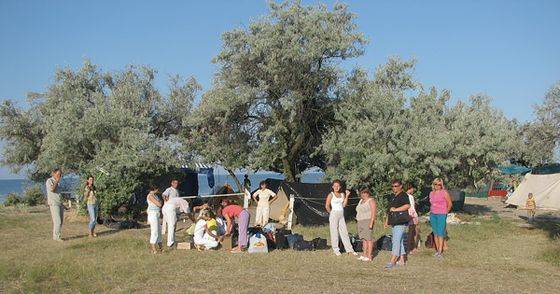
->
[46,168,64,241]
[161,179,180,235]
[162,197,189,248]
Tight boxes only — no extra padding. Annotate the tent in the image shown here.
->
[254,179,359,226]
[506,172,560,210]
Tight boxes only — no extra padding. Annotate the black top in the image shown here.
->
[388,191,410,212]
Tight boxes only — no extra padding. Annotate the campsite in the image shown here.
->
[1,196,560,293]
[1,1,560,293]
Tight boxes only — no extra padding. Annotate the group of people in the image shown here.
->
[325,177,452,269]
[44,168,454,268]
[45,168,100,241]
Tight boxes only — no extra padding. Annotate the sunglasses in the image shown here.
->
[391,185,401,188]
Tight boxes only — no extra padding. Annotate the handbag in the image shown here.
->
[388,210,411,225]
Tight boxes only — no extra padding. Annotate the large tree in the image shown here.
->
[323,58,519,195]
[0,61,199,214]
[192,1,367,182]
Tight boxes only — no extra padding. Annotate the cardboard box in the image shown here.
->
[176,242,194,250]
[221,236,233,251]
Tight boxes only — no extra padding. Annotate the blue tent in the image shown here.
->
[498,165,531,175]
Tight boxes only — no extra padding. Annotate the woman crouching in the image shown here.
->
[193,209,220,250]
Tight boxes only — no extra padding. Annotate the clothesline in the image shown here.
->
[179,192,245,199]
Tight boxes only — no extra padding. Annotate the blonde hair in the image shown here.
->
[198,209,213,220]
[432,178,445,191]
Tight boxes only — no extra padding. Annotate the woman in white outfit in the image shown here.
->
[161,197,190,248]
[325,179,357,256]
[252,181,277,227]
[193,210,219,250]
[146,185,163,254]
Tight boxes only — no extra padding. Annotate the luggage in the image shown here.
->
[265,231,276,251]
[248,231,268,253]
[339,234,363,253]
[286,233,304,249]
[376,235,392,251]
[293,240,314,251]
[274,229,292,250]
[425,232,435,249]
[311,237,328,250]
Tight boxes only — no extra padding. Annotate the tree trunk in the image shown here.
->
[282,157,298,182]
[225,168,244,192]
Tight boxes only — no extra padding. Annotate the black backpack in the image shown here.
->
[311,237,328,250]
[274,229,292,250]
[286,234,304,249]
[376,235,392,251]
[294,240,315,251]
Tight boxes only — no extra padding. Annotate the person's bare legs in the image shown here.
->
[366,240,374,260]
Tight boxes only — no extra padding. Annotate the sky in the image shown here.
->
[0,0,559,179]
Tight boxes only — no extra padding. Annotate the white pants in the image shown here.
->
[147,211,162,244]
[163,210,177,247]
[255,205,270,226]
[329,210,354,254]
[194,230,219,249]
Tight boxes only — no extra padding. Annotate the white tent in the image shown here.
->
[506,172,560,210]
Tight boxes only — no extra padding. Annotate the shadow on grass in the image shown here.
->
[530,215,560,240]
[63,229,121,241]
[461,203,493,216]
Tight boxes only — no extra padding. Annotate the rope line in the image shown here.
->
[179,192,245,199]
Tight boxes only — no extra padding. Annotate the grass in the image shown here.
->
[1,206,559,293]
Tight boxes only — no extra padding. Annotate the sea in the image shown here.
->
[0,172,325,204]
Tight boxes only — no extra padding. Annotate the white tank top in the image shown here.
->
[330,192,344,212]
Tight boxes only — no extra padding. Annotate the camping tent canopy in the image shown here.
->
[506,172,560,210]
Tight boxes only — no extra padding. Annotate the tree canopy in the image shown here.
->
[0,1,557,215]
[191,1,367,182]
[0,61,199,214]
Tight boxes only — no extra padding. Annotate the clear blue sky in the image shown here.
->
[0,0,559,178]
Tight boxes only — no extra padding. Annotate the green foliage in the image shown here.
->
[0,61,199,215]
[3,193,21,206]
[517,81,560,166]
[323,58,519,194]
[22,186,44,206]
[191,0,367,181]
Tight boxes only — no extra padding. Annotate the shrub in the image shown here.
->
[22,186,45,206]
[3,193,22,206]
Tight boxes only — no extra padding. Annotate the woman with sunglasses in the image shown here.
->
[429,178,453,258]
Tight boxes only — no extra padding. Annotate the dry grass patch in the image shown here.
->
[0,206,559,293]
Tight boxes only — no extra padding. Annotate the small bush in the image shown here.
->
[3,193,22,206]
[22,186,45,206]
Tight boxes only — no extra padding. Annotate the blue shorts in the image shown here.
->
[430,213,447,237]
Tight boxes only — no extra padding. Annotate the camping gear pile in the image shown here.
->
[247,224,329,253]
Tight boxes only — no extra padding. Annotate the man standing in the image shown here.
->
[161,179,180,235]
[162,197,190,248]
[46,168,64,241]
